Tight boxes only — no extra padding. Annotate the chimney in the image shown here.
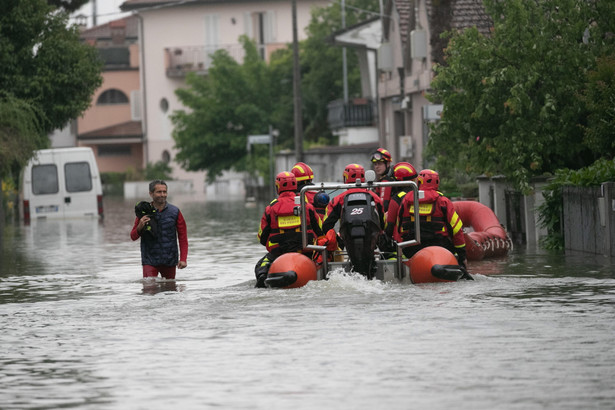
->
[110,19,127,44]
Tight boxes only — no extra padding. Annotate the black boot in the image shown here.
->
[254,255,272,288]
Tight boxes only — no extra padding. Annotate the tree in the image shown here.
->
[0,93,47,179]
[581,55,615,158]
[427,0,615,192]
[172,37,277,182]
[171,0,378,180]
[0,0,102,183]
[0,0,102,136]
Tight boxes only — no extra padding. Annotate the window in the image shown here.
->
[97,89,129,105]
[98,145,131,157]
[32,165,59,195]
[160,98,169,113]
[98,47,130,66]
[65,162,92,192]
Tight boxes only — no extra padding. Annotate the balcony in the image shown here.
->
[327,98,377,130]
[164,43,287,78]
[164,45,238,77]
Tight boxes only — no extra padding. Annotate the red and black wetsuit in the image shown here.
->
[396,189,465,258]
[258,191,323,259]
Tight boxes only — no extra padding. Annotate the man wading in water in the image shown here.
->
[131,180,188,279]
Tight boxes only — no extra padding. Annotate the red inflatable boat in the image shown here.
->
[454,201,511,261]
[264,246,471,289]
[258,180,506,289]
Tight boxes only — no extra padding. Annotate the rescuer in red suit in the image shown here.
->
[321,164,385,235]
[254,171,324,288]
[291,161,328,220]
[370,148,395,213]
[379,162,418,258]
[395,169,467,266]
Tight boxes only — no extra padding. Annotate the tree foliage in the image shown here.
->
[0,0,102,182]
[0,0,103,135]
[0,93,47,178]
[580,55,615,157]
[172,37,276,182]
[172,0,378,180]
[428,0,615,193]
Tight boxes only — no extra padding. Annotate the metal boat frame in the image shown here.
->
[298,172,423,283]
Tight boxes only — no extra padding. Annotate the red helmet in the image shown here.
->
[393,162,418,181]
[275,171,298,194]
[418,169,439,190]
[291,162,314,183]
[343,163,365,183]
[371,148,392,163]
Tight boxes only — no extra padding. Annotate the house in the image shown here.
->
[77,15,144,174]
[326,16,381,147]
[120,0,329,196]
[377,0,491,168]
[321,0,490,180]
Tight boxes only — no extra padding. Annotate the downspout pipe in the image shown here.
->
[136,13,148,166]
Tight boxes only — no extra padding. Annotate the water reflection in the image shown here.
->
[141,279,186,295]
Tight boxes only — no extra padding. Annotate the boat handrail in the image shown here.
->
[298,176,421,280]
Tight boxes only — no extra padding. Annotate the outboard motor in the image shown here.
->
[339,192,381,278]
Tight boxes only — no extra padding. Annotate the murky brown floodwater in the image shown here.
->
[1,196,614,409]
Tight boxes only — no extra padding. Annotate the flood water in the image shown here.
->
[1,196,614,410]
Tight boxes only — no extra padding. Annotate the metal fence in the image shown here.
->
[562,182,615,256]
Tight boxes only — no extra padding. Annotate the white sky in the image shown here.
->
[70,0,131,28]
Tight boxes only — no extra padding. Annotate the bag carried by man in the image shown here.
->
[135,201,158,240]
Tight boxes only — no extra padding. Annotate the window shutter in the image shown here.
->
[264,11,276,42]
[131,90,141,121]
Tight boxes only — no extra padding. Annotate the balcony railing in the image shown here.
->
[164,43,287,77]
[164,45,242,77]
[327,98,377,130]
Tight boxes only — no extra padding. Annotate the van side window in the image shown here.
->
[32,165,59,195]
[65,162,93,192]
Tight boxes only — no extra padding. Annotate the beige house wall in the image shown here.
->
[379,0,434,170]
[378,2,407,164]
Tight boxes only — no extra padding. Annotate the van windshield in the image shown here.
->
[32,165,59,195]
[65,162,93,192]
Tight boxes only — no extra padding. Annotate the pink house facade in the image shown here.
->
[78,16,144,174]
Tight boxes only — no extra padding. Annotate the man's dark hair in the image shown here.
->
[149,179,167,193]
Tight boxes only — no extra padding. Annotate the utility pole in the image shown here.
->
[292,0,304,162]
[342,0,348,102]
[92,0,97,26]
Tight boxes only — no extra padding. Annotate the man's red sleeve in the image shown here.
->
[177,211,188,262]
[130,217,140,241]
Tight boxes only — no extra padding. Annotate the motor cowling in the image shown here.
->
[339,192,381,278]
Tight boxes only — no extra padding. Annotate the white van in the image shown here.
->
[21,147,103,222]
